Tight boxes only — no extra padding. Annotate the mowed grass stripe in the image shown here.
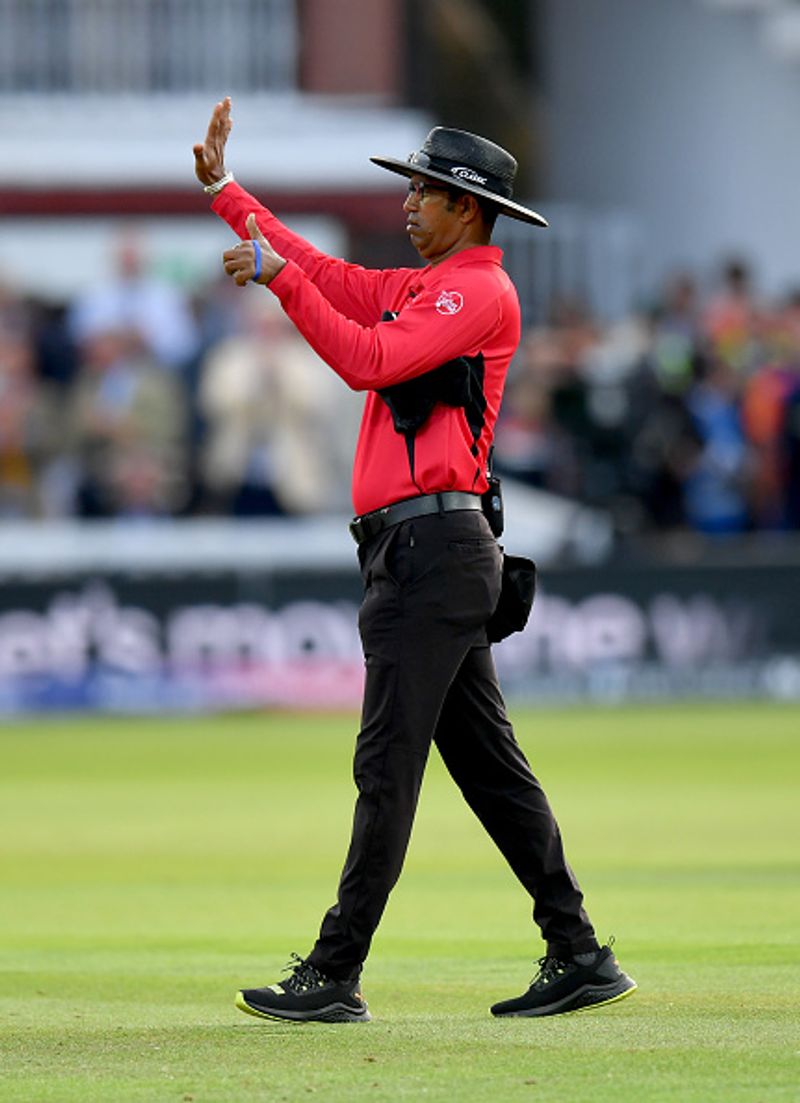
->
[1,704,798,1102]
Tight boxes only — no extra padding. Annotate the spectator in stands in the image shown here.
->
[68,226,199,374]
[682,357,750,535]
[701,257,763,375]
[783,375,800,529]
[66,327,188,516]
[578,311,652,515]
[741,290,800,529]
[0,328,65,517]
[196,291,358,515]
[31,299,79,388]
[628,388,701,531]
[649,272,703,394]
[493,326,583,497]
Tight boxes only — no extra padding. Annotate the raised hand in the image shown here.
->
[193,97,232,187]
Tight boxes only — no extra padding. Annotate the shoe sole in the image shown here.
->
[492,977,637,1018]
[235,991,372,1024]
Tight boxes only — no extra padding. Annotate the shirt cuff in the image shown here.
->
[210,180,260,224]
[267,257,302,298]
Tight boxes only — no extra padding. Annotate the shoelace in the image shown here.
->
[282,953,330,994]
[530,955,573,990]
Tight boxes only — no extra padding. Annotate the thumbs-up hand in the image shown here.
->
[222,214,287,286]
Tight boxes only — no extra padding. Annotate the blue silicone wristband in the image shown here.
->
[251,240,262,282]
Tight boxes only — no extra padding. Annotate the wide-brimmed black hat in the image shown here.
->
[370,126,547,228]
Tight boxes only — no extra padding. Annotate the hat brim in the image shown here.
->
[370,155,548,228]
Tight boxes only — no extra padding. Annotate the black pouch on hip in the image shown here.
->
[486,554,537,643]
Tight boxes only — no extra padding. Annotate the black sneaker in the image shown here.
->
[491,943,637,1018]
[235,954,371,1024]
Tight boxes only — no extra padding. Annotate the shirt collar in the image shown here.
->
[409,246,503,296]
[426,245,504,274]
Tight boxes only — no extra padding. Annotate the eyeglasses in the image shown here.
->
[406,179,449,202]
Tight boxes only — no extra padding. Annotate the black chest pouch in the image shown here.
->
[376,309,502,532]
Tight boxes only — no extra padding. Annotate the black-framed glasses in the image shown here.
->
[406,179,449,202]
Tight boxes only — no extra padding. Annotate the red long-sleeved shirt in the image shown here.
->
[212,181,521,515]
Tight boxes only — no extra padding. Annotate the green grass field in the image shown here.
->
[1,703,798,1102]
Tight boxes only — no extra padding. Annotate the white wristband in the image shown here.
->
[203,171,234,196]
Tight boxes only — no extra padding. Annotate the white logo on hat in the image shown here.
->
[451,166,488,185]
[436,290,464,315]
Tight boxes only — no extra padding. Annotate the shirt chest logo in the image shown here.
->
[435,290,464,315]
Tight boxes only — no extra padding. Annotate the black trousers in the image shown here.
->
[307,509,598,981]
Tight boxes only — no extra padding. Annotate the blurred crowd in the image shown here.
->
[1,237,799,536]
[0,231,359,521]
[496,259,800,535]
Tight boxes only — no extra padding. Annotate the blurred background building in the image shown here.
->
[1,0,799,711]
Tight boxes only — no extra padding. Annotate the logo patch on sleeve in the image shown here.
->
[435,290,464,315]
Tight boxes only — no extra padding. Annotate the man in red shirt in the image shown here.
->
[194,98,636,1022]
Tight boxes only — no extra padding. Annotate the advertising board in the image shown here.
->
[1,559,797,712]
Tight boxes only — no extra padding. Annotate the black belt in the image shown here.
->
[349,491,483,546]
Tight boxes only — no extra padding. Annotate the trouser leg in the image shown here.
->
[307,512,501,980]
[306,652,438,979]
[433,644,599,958]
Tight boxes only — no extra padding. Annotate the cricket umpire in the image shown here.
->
[193,98,636,1021]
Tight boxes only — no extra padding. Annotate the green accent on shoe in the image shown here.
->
[490,944,638,1018]
[569,980,638,1014]
[235,991,275,1021]
[235,954,372,1024]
